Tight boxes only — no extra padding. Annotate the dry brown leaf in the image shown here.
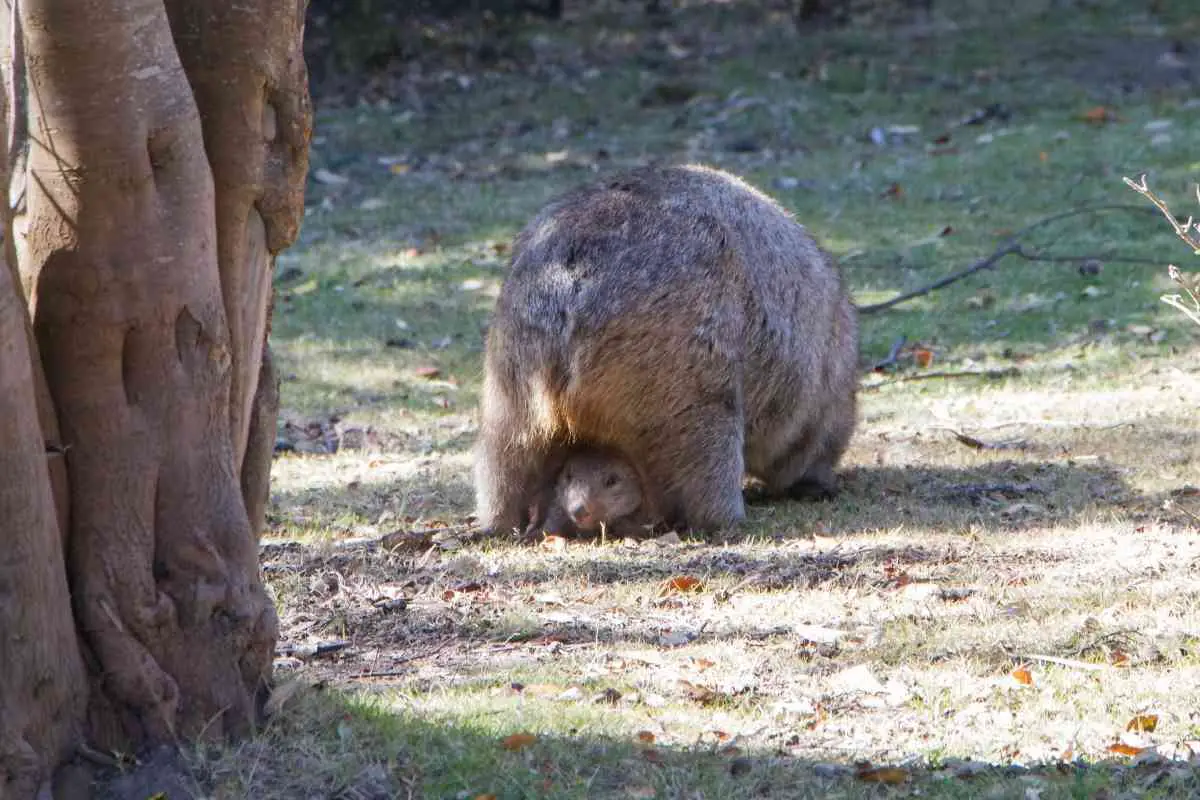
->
[1081,105,1120,124]
[661,575,704,595]
[678,679,721,705]
[1110,650,1131,667]
[414,365,442,379]
[856,766,910,784]
[1011,666,1034,685]
[690,657,716,672]
[1126,714,1159,733]
[635,730,657,744]
[913,347,934,368]
[1108,742,1144,757]
[500,732,538,751]
[473,795,497,800]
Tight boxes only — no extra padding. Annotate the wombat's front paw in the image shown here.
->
[785,478,838,502]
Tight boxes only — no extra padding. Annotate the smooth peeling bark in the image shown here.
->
[0,1,70,546]
[164,0,312,517]
[17,0,276,748]
[0,250,88,800]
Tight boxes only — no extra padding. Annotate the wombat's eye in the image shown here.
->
[604,473,620,488]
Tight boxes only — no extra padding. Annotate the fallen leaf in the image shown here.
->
[661,575,704,595]
[913,347,934,368]
[1110,650,1131,667]
[1108,742,1144,757]
[635,730,657,744]
[500,732,538,751]
[678,679,722,705]
[1081,105,1120,124]
[690,657,717,671]
[1011,666,1034,685]
[474,795,497,800]
[1126,714,1158,733]
[857,766,909,784]
[414,366,442,379]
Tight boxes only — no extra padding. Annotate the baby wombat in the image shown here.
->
[474,164,859,535]
[533,448,650,538]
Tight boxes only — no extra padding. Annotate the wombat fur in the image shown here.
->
[532,447,650,538]
[474,163,858,535]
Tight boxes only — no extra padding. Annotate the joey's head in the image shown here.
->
[555,450,643,532]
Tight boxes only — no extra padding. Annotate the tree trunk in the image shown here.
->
[16,0,278,751]
[0,6,88,795]
[0,188,88,800]
[163,0,312,537]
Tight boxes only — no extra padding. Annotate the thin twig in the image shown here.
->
[862,367,1019,391]
[1019,653,1107,672]
[857,204,1157,315]
[1012,248,1162,266]
[871,335,907,371]
[1123,174,1200,251]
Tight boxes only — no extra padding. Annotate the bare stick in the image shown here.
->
[871,334,907,371]
[857,204,1157,315]
[862,367,1020,391]
[1122,175,1200,252]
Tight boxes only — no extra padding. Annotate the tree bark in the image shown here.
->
[16,0,277,751]
[0,198,88,800]
[163,0,312,535]
[0,5,88,795]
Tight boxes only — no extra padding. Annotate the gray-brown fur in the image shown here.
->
[474,164,859,535]
[532,447,650,538]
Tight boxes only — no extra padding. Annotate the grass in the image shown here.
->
[113,0,1200,796]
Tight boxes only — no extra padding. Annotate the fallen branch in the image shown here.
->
[1019,653,1107,672]
[871,335,907,371]
[857,203,1157,314]
[862,367,1019,391]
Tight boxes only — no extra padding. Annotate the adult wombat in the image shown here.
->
[534,447,650,538]
[474,164,858,535]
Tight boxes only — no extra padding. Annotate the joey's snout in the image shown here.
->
[567,500,594,529]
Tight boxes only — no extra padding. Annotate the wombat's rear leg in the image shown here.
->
[765,414,853,502]
[644,410,747,532]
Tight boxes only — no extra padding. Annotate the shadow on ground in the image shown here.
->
[88,686,1195,799]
